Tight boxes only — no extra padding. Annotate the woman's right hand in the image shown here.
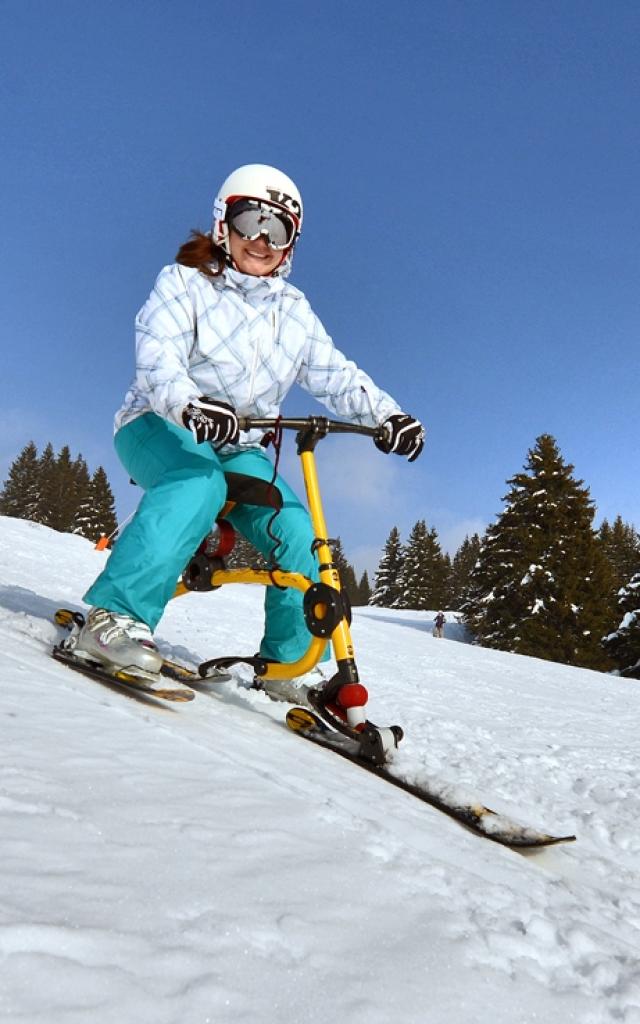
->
[182,397,240,447]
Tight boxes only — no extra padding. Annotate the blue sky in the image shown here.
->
[1,1,638,576]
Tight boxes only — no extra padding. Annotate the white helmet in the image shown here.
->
[212,163,303,273]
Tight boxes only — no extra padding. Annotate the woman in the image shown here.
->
[76,164,424,693]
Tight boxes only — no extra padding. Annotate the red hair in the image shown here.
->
[175,230,226,278]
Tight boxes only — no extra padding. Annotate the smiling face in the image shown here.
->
[228,229,285,276]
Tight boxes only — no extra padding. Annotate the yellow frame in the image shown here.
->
[172,434,357,682]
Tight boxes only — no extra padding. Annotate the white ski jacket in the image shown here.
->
[115,263,402,450]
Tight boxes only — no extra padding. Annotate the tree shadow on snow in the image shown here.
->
[0,584,71,626]
[355,608,471,643]
[356,611,431,633]
[0,584,211,670]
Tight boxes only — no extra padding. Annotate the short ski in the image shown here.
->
[286,708,576,850]
[52,645,195,703]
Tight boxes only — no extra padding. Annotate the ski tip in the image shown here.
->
[160,660,201,682]
[506,834,577,849]
[54,607,86,630]
[286,706,325,733]
[113,670,196,702]
[476,811,577,848]
[531,832,577,848]
[155,689,196,702]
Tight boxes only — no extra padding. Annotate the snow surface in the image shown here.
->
[1,515,640,1023]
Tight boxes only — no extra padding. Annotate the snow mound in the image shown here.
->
[1,515,640,1023]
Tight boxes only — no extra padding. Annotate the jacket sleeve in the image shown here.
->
[133,265,201,426]
[296,301,402,426]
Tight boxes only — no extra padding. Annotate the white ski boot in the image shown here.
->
[255,666,327,707]
[74,608,163,677]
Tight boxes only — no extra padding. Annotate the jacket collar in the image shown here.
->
[223,267,285,298]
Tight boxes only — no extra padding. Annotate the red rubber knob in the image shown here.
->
[337,683,369,709]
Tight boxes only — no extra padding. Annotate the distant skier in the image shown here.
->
[433,612,446,638]
[74,163,424,700]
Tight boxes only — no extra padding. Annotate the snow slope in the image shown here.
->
[1,516,640,1024]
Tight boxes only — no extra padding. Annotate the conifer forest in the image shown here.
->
[0,441,117,543]
[1,433,638,677]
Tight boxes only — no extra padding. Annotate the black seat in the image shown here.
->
[223,472,283,510]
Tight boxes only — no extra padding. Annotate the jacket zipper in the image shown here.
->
[248,306,278,406]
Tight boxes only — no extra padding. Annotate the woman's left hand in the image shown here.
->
[374,414,425,462]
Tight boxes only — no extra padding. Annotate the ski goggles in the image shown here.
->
[226,199,298,251]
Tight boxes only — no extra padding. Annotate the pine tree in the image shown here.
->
[397,520,429,609]
[449,534,482,610]
[331,537,359,605]
[603,571,640,678]
[370,527,404,607]
[72,456,93,538]
[356,570,372,606]
[441,552,453,609]
[35,443,58,528]
[398,520,449,610]
[87,466,118,541]
[462,434,615,670]
[40,446,81,532]
[598,516,640,594]
[0,441,41,520]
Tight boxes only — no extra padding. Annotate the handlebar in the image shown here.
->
[237,415,386,454]
[238,415,383,440]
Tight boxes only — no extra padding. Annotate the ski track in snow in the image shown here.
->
[1,517,640,1023]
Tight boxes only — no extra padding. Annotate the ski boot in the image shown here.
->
[64,607,163,678]
[251,666,327,707]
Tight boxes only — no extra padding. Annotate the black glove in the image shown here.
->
[375,414,425,462]
[182,397,240,447]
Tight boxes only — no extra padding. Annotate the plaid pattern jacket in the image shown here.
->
[114,263,402,449]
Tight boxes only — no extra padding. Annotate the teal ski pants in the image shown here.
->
[84,412,323,664]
